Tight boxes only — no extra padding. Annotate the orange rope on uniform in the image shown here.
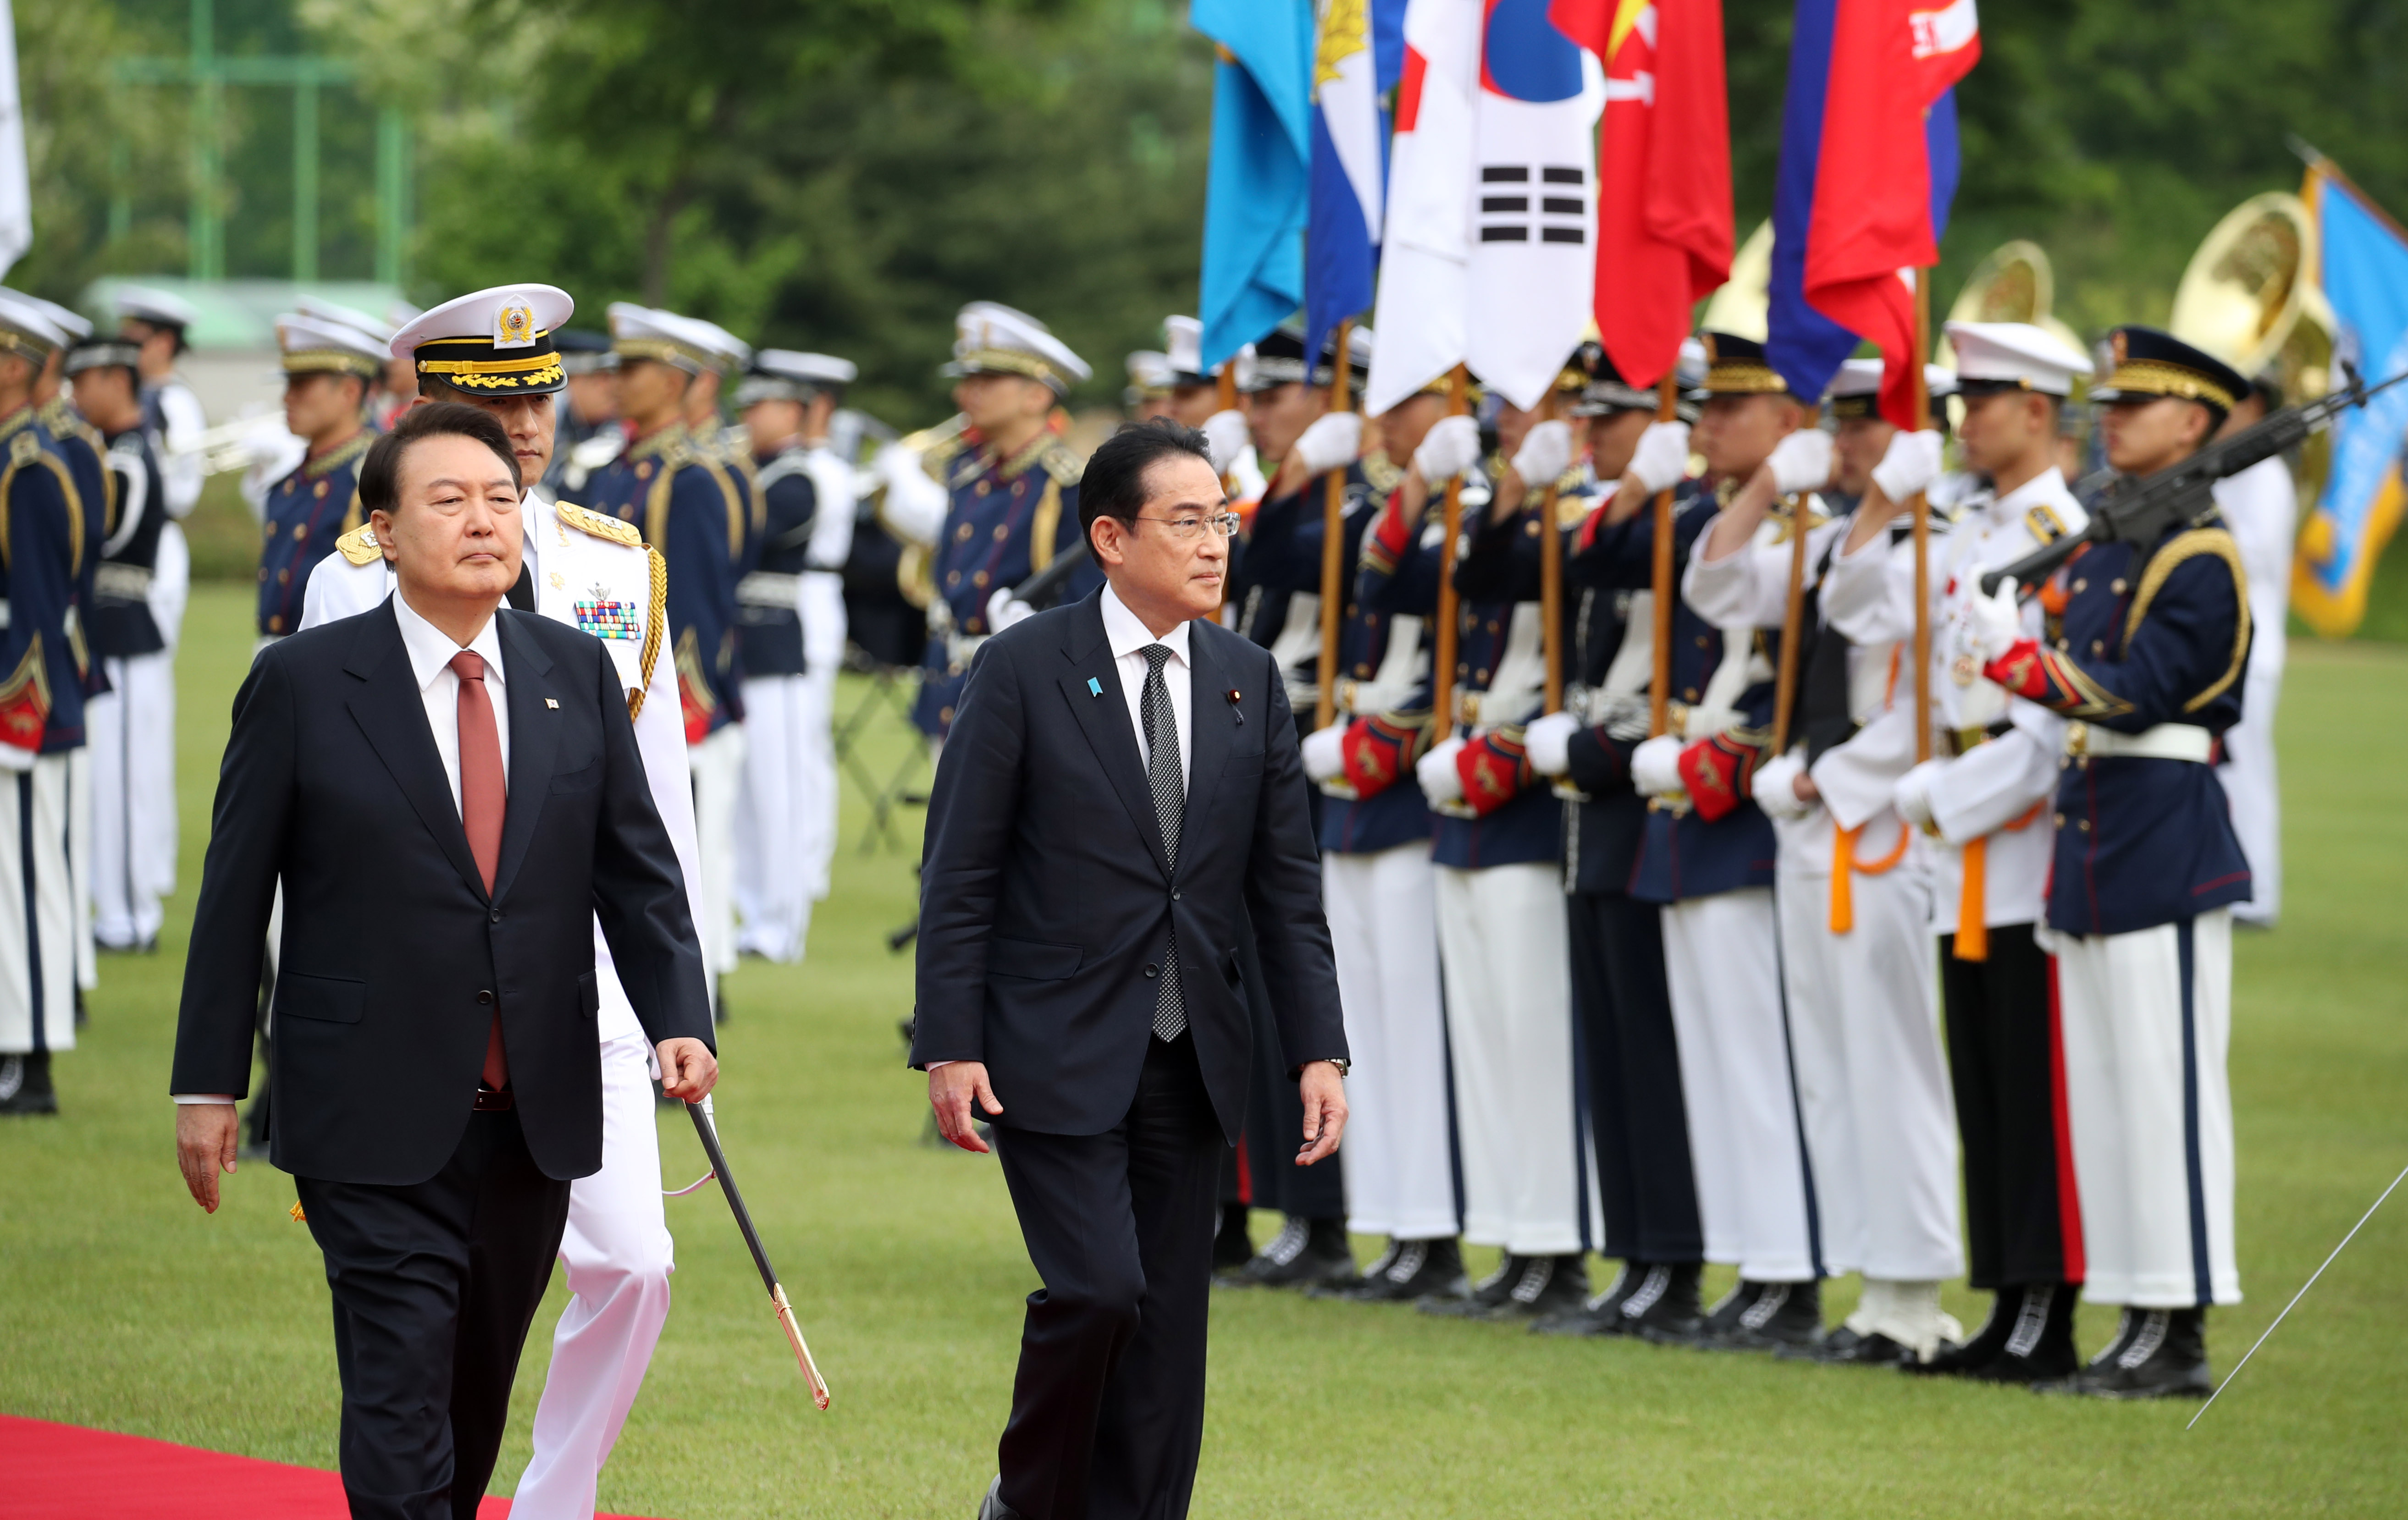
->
[1828,815,1913,934]
[1951,799,2048,961]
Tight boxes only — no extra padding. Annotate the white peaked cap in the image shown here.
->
[1945,321,2094,397]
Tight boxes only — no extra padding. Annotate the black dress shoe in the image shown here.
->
[1333,1236,1467,1302]
[1484,1254,1590,1322]
[1964,1282,2080,1384]
[1531,1259,1640,1336]
[1703,1279,1824,1352]
[0,1052,57,1116]
[1618,1261,1707,1343]
[1801,1328,1924,1366]
[1239,1216,1359,1290]
[1212,1202,1256,1274]
[2040,1308,2212,1399]
[1421,1253,1526,1317]
[976,1475,1023,1520]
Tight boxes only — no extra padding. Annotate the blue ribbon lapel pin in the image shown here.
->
[1087,677,1103,697]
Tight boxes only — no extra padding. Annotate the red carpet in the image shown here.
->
[0,1414,662,1518]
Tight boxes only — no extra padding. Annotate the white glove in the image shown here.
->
[1630,734,1684,798]
[1301,724,1348,782]
[1626,421,1693,496]
[873,441,948,545]
[1751,751,1814,820]
[1523,711,1580,777]
[1870,428,1944,503]
[1511,419,1575,493]
[1970,574,2026,662]
[984,586,1035,633]
[1201,409,1252,476]
[1894,757,1949,832]
[1766,428,1835,496]
[1415,735,1467,805]
[1292,411,1364,478]
[1411,414,1483,485]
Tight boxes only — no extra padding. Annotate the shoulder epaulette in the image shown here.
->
[1360,452,1403,496]
[335,523,384,566]
[2026,504,2069,544]
[557,500,644,548]
[1041,441,1084,487]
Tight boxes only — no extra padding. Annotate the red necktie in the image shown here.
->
[452,650,510,1090]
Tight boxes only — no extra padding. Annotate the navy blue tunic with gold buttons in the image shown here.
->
[258,430,372,640]
[583,421,748,740]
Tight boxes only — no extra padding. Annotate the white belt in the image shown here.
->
[2063,721,2212,763]
[735,571,801,609]
[0,599,10,629]
[944,630,988,673]
[95,563,155,600]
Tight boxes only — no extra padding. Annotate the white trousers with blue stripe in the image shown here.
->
[2056,909,2240,1308]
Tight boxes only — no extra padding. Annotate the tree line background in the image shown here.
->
[19,0,2406,420]
[20,0,2408,633]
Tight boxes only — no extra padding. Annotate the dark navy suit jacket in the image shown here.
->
[910,588,1347,1143]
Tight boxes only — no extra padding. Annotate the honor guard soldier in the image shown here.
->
[1165,314,1267,509]
[65,337,174,955]
[1126,349,1177,421]
[256,313,384,646]
[732,349,859,964]
[544,329,621,498]
[1288,371,1471,1303]
[586,304,751,992]
[1686,358,1969,1366]
[113,286,207,527]
[1216,321,1382,1291]
[906,302,1095,745]
[1575,334,1823,1349]
[1401,383,1589,1324]
[300,283,712,1516]
[1963,328,2255,1399]
[1823,321,2093,1382]
[680,319,762,573]
[0,294,89,1115]
[1522,349,1712,1339]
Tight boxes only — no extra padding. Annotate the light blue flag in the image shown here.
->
[1304,0,1403,369]
[1195,0,1316,371]
[2297,170,2408,636]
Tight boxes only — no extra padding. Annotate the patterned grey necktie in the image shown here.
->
[1141,644,1187,1041]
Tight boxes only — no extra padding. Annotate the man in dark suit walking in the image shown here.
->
[171,402,717,1520]
[913,419,1349,1520]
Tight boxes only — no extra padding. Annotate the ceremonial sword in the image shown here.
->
[683,1096,833,1410]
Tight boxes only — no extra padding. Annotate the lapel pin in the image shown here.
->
[1226,688,1243,726]
[545,697,560,709]
[1088,677,1103,697]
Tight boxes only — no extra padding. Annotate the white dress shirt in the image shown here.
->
[174,591,514,1106]
[392,589,511,813]
[1099,582,1192,792]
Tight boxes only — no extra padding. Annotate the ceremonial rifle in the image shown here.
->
[685,1097,833,1409]
[1979,364,2408,598]
[1010,537,1093,608]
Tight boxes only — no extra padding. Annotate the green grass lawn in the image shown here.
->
[4,584,2405,1517]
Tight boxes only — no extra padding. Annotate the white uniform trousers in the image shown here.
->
[1326,844,1456,1240]
[1777,860,1963,1282]
[734,675,809,962]
[1434,862,1580,1256]
[2218,657,2283,927]
[2055,910,2240,1308]
[513,1031,676,1519]
[795,573,845,906]
[148,524,188,900]
[86,653,178,947]
[688,723,748,981]
[1660,888,1816,1282]
[66,747,94,994]
[0,756,77,1054]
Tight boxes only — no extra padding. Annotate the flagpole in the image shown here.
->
[1316,319,1355,732]
[1430,364,1474,737]
[1770,493,1810,754]
[1910,270,1933,764]
[1540,385,1565,714]
[1648,374,1678,739]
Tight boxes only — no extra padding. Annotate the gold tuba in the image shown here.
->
[2170,190,2338,503]
[1699,219,1773,341]
[1937,240,2087,367]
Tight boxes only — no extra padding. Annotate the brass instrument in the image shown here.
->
[1937,240,2087,369]
[1698,220,1773,341]
[2170,191,2339,507]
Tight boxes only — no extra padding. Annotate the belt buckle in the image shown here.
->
[2063,720,2090,759]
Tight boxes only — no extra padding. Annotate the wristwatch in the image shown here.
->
[1319,1057,1350,1078]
